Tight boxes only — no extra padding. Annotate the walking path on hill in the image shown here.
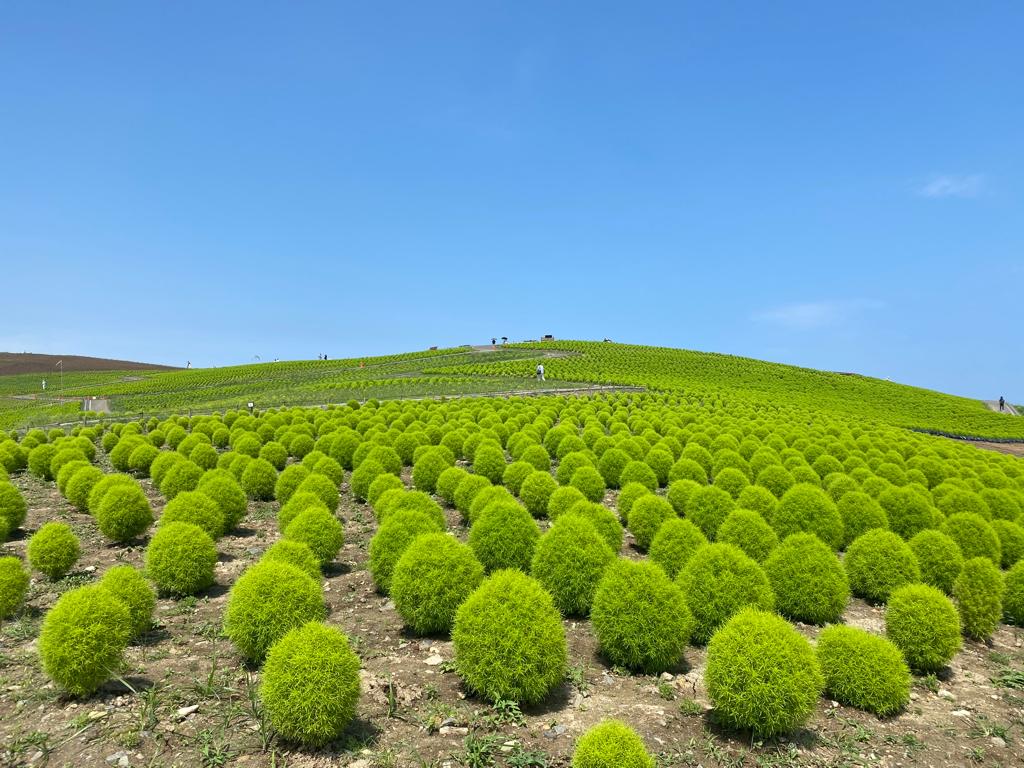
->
[984,400,1020,416]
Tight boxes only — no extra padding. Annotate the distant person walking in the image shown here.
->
[41,379,46,391]
[186,361,191,369]
[999,396,1006,412]
[536,363,545,381]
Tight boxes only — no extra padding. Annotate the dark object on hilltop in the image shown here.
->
[0,352,178,376]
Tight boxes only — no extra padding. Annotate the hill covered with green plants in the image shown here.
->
[0,341,1020,440]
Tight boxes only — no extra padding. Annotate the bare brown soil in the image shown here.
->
[0,354,177,377]
[1,467,1023,768]
[956,440,1024,458]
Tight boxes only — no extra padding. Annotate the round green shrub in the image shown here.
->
[686,485,735,539]
[953,557,1005,640]
[816,625,910,716]
[885,583,962,672]
[388,490,446,529]
[627,494,674,551]
[0,481,28,529]
[570,465,607,503]
[992,520,1024,568]
[223,561,326,662]
[677,543,775,643]
[591,559,692,673]
[764,533,848,624]
[278,491,328,533]
[598,448,632,489]
[160,460,204,501]
[411,450,451,494]
[294,473,339,512]
[39,585,132,696]
[705,608,823,736]
[756,464,795,498]
[531,516,615,616]
[189,443,219,471]
[98,565,155,638]
[0,556,30,618]
[160,490,225,539]
[649,518,707,579]
[96,483,153,542]
[565,501,623,553]
[571,720,655,768]
[259,441,288,470]
[262,539,321,580]
[392,533,484,634]
[837,492,888,549]
[717,509,778,562]
[464,485,512,524]
[502,460,535,496]
[877,486,936,540]
[65,465,104,512]
[520,470,558,518]
[713,467,750,499]
[616,482,652,525]
[937,488,990,520]
[145,521,217,596]
[28,443,58,480]
[284,507,344,566]
[27,522,80,580]
[547,485,587,520]
[736,484,778,519]
[349,458,385,502]
[940,512,1001,565]
[844,529,920,603]
[149,451,186,488]
[274,464,310,505]
[908,530,963,594]
[87,473,136,515]
[472,444,507,485]
[452,570,567,704]
[196,473,247,530]
[1003,560,1024,626]
[126,443,160,477]
[436,466,468,505]
[772,484,843,549]
[240,458,277,501]
[260,621,360,746]
[56,460,89,496]
[368,509,443,593]
[368,472,404,509]
[619,460,658,492]
[454,474,493,520]
[469,500,540,573]
[670,457,709,485]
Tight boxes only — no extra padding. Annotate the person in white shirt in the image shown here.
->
[536,363,545,381]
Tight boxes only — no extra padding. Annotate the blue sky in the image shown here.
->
[1,2,1020,400]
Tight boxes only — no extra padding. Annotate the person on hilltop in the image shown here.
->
[999,396,1005,412]
[536,363,545,382]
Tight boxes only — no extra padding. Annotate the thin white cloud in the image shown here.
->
[918,174,985,199]
[754,299,882,330]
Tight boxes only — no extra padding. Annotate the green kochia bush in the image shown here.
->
[452,570,567,704]
[992,520,1024,568]
[616,482,651,525]
[391,533,484,634]
[764,533,849,625]
[96,483,154,542]
[565,500,623,553]
[454,474,492,520]
[772,484,844,550]
[65,465,104,512]
[531,516,615,616]
[941,512,1001,565]
[39,585,132,696]
[952,557,1005,640]
[677,543,775,643]
[284,507,344,566]
[98,565,156,638]
[649,518,707,579]
[160,460,204,500]
[368,509,443,593]
[277,492,329,533]
[571,720,655,768]
[570,465,607,503]
[261,539,321,580]
[241,458,278,501]
[295,472,339,512]
[160,491,225,539]
[1004,560,1024,626]
[469,501,541,573]
[145,522,218,596]
[591,559,692,673]
[27,522,80,580]
[196,473,248,531]
[223,561,326,662]
[885,584,962,672]
[520,471,558,518]
[686,485,735,539]
[436,466,468,506]
[627,494,674,551]
[908,530,963,594]
[816,625,910,716]
[260,622,361,746]
[717,509,778,562]
[368,473,405,509]
[844,529,920,603]
[0,481,29,530]
[705,608,823,737]
[837,492,888,548]
[0,556,30,618]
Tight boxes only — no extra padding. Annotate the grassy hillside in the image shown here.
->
[0,340,1020,439]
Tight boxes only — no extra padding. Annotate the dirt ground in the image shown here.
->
[1,464,1023,768]
[966,440,1024,458]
